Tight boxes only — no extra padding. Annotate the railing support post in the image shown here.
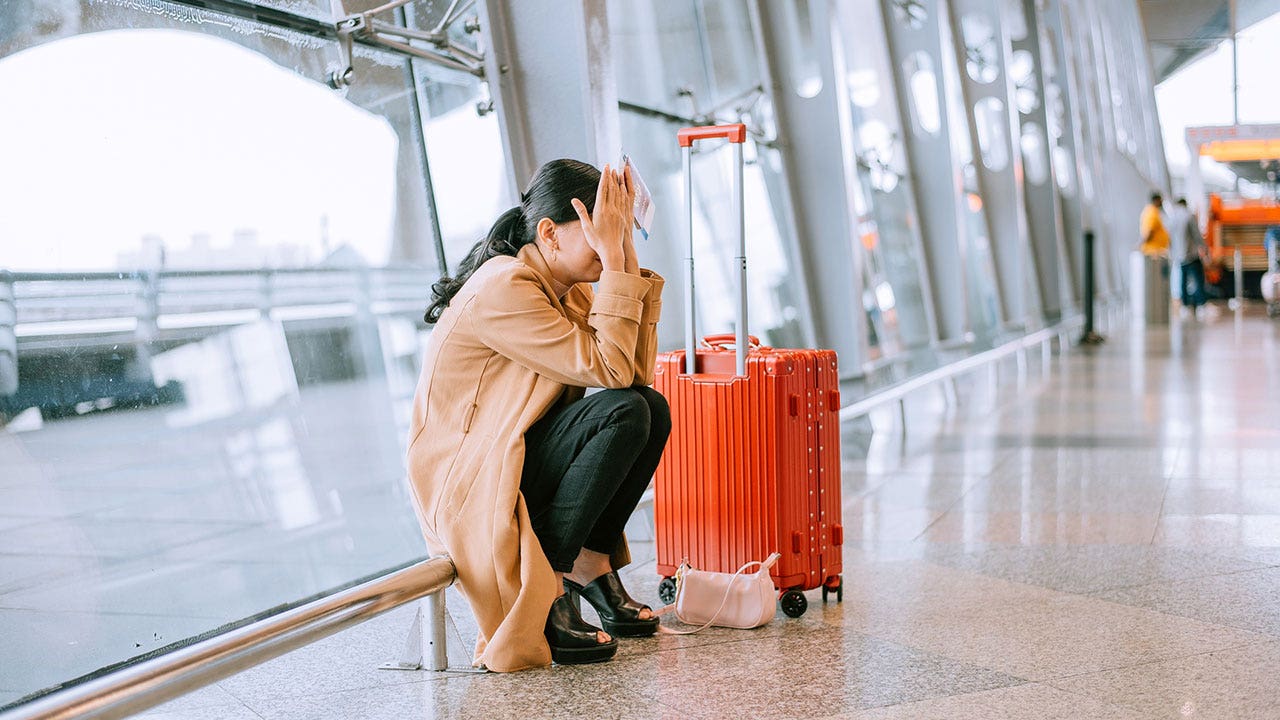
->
[1079,230,1105,345]
[0,271,16,397]
[1229,247,1244,310]
[426,591,448,672]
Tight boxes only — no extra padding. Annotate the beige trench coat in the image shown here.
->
[406,243,664,672]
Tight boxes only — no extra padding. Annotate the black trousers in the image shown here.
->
[521,387,671,573]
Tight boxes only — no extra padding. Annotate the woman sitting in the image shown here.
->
[406,159,669,670]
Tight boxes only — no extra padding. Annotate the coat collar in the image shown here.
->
[515,243,591,320]
[516,242,556,291]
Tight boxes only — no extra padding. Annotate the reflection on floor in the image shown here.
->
[12,303,1280,718]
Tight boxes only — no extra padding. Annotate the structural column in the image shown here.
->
[1031,0,1087,308]
[948,0,1040,328]
[1041,0,1114,298]
[477,0,621,194]
[880,0,978,344]
[1006,0,1073,318]
[750,0,866,369]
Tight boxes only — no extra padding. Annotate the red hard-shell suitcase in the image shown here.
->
[652,124,843,618]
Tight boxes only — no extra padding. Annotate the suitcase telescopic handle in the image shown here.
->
[679,123,749,376]
[677,124,749,147]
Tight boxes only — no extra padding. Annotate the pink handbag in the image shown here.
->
[656,553,781,632]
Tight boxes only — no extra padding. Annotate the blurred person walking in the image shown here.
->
[1168,198,1208,317]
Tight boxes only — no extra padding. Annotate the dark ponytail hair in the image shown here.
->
[424,158,603,323]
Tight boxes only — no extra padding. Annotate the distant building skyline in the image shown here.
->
[113,221,348,271]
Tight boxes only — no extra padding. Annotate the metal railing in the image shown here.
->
[6,268,434,328]
[0,557,457,720]
[839,314,1091,431]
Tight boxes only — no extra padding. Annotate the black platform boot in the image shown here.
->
[564,571,660,638]
[544,592,618,664]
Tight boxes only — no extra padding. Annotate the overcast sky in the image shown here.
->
[0,29,398,272]
[1156,10,1280,172]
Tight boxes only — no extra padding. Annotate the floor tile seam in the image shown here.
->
[856,677,1160,718]
[1034,638,1269,686]
[0,551,140,561]
[904,487,976,543]
[1037,676,1164,713]
[1084,562,1280,598]
[866,561,1279,620]
[0,574,84,595]
[1077,591,1280,641]
[39,516,271,528]
[1031,679,1171,720]
[129,524,291,559]
[0,524,274,562]
[0,605,229,621]
[138,693,268,720]
[221,664,687,718]
[1078,572,1263,598]
[1149,445,1177,544]
[823,677,1037,718]
[644,617,1027,682]
[0,518,56,530]
[849,474,897,501]
[588,673,713,720]
[213,665,456,709]
[0,557,399,586]
[618,630,804,658]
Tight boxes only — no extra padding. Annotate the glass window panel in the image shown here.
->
[905,52,942,135]
[1052,144,1077,196]
[961,14,999,84]
[0,0,440,702]
[849,67,881,108]
[939,12,1001,341]
[1002,0,1028,41]
[778,0,822,98]
[1010,49,1040,114]
[975,97,1011,171]
[838,0,934,352]
[858,119,899,193]
[1021,124,1050,185]
[409,58,509,270]
[609,0,808,349]
[892,0,928,29]
[699,0,766,105]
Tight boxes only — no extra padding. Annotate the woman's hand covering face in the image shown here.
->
[571,165,636,272]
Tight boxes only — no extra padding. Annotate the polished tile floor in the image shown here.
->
[33,305,1280,718]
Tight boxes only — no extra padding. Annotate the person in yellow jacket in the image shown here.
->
[1140,192,1170,256]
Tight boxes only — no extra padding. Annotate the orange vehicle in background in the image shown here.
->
[1204,193,1280,297]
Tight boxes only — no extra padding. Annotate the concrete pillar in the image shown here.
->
[831,0,940,351]
[0,272,16,397]
[949,0,1041,329]
[881,0,1003,344]
[477,0,620,191]
[751,0,867,367]
[1031,0,1087,309]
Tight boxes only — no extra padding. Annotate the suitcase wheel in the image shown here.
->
[821,576,843,604]
[780,589,807,618]
[658,577,678,605]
